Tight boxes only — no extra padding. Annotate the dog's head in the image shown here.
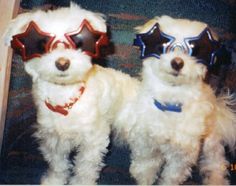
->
[134,16,220,85]
[4,3,108,84]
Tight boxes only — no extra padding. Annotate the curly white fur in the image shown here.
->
[4,4,139,184]
[113,16,236,185]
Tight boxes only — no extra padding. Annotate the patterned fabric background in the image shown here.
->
[0,0,236,184]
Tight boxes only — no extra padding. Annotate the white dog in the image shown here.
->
[114,16,236,185]
[4,4,139,184]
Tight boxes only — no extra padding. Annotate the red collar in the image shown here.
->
[45,86,85,116]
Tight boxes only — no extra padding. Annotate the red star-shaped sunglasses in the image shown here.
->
[11,19,109,61]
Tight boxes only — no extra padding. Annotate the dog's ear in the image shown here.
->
[69,3,107,33]
[135,18,158,34]
[85,12,107,33]
[3,12,40,82]
[3,12,34,46]
[24,62,39,82]
[208,27,219,41]
[197,64,208,80]
[208,27,232,76]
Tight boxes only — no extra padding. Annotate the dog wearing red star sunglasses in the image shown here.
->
[4,3,139,184]
[113,16,236,185]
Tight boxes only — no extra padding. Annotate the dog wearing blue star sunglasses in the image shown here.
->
[114,16,236,185]
[4,3,140,185]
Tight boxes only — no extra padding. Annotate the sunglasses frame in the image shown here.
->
[11,21,56,61]
[11,19,109,61]
[134,23,175,59]
[184,28,219,66]
[134,23,220,66]
[65,19,109,58]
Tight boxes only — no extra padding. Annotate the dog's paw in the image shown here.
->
[41,171,67,185]
[69,177,96,185]
[202,174,230,185]
[130,163,158,185]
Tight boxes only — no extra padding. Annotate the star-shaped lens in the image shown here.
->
[185,28,220,66]
[11,21,55,61]
[133,23,175,59]
[65,19,109,58]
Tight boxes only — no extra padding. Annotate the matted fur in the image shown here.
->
[4,4,140,184]
[113,16,236,185]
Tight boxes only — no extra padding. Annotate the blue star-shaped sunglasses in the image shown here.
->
[133,23,221,66]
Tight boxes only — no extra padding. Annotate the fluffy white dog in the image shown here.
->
[4,4,139,184]
[114,16,236,185]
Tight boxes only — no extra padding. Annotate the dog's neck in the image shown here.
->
[33,79,86,116]
[44,85,85,116]
[142,72,205,113]
[144,77,193,95]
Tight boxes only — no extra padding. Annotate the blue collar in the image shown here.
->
[153,99,182,113]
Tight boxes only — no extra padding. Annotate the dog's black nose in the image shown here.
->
[55,57,70,71]
[171,57,184,71]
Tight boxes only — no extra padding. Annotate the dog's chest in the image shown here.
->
[33,82,101,135]
[143,88,212,143]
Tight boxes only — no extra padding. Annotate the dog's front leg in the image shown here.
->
[199,132,229,185]
[159,145,200,185]
[70,129,110,185]
[129,142,164,185]
[38,135,72,185]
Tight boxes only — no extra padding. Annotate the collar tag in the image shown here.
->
[154,99,182,113]
[45,86,85,116]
